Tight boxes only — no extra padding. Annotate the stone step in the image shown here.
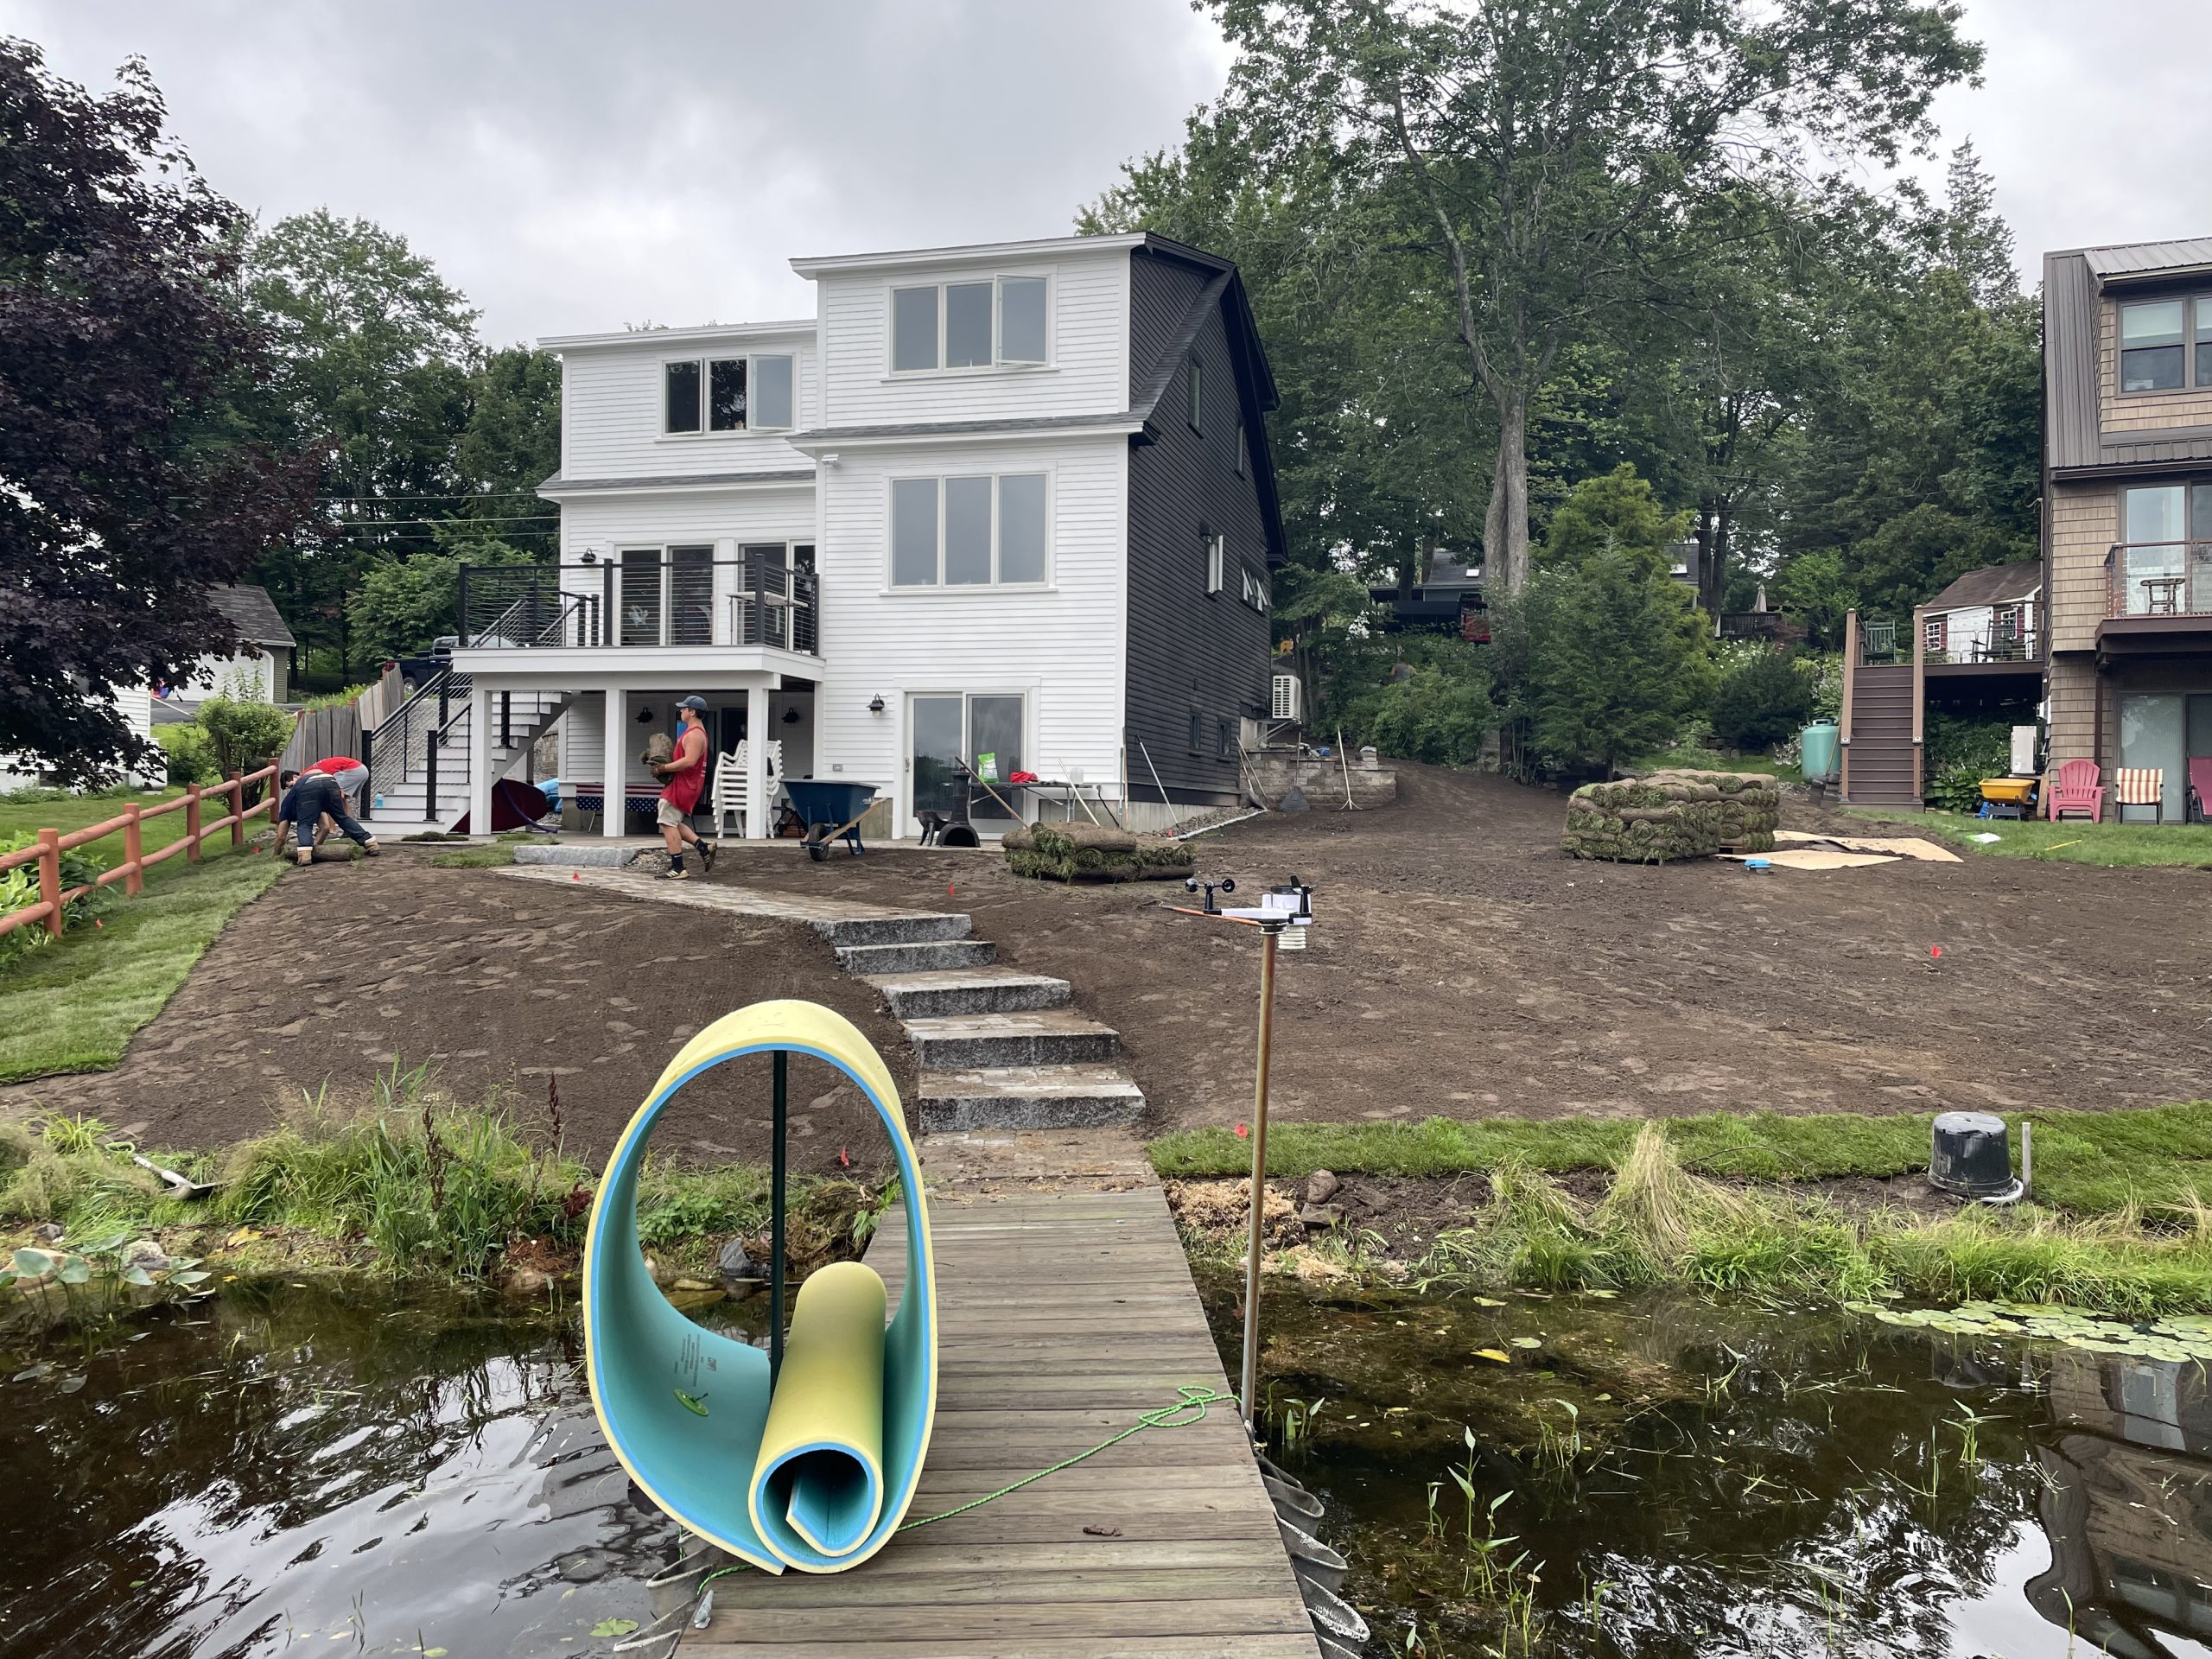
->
[835,938,997,975]
[901,1009,1119,1070]
[810,912,972,949]
[916,1063,1147,1133]
[861,969,1071,1020]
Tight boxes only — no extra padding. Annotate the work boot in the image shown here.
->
[362,839,382,858]
[295,847,313,868]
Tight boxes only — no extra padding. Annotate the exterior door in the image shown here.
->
[910,696,964,831]
[907,693,1026,834]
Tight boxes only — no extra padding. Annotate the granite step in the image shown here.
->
[901,1009,1119,1070]
[807,912,972,949]
[916,1063,1147,1133]
[835,938,997,975]
[861,969,1072,1020]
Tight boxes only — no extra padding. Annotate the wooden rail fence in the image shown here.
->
[0,759,283,944]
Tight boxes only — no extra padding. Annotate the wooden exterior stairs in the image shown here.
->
[1839,611,1923,807]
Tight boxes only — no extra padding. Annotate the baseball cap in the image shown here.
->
[677,696,708,710]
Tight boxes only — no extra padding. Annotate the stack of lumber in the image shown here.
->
[1002,820,1193,883]
[1562,769,1780,862]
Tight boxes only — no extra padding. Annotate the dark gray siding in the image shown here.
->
[1125,249,1274,803]
[2044,251,2099,471]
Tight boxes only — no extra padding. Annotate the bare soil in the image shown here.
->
[0,856,915,1172]
[709,765,2212,1134]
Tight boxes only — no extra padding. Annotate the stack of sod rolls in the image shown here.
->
[1002,820,1194,882]
[1562,769,1780,862]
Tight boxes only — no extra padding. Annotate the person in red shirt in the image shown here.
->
[652,697,715,880]
[307,754,369,816]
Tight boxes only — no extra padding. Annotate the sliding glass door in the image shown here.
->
[908,693,1026,833]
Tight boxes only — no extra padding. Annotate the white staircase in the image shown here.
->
[365,679,568,831]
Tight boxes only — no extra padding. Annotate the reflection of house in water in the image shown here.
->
[2026,1352,2212,1657]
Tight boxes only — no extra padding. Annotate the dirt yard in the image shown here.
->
[0,858,914,1172]
[7,766,2208,1159]
[711,766,2212,1135]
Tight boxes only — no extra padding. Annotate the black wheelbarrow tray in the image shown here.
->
[782,779,880,861]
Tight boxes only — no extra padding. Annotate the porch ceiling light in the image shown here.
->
[868,696,886,715]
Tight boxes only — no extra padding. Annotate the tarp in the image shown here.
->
[583,1001,937,1574]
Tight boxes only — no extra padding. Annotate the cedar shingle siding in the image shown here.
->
[1123,247,1276,803]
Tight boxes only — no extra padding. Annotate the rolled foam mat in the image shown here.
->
[583,1000,937,1574]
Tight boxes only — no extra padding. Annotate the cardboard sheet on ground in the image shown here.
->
[1721,846,1902,870]
[1774,831,1961,862]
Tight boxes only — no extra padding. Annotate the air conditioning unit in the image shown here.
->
[1271,674,1303,722]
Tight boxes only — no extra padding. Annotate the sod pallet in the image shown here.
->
[1003,822,1193,884]
[1562,769,1779,862]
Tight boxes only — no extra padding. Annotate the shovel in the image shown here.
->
[132,1154,218,1202]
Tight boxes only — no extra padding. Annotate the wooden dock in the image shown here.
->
[680,1138,1322,1658]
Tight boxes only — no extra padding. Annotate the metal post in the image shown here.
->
[771,1048,788,1386]
[457,565,469,646]
[1239,922,1281,1422]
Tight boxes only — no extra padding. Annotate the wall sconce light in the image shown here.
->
[581,550,597,565]
[868,696,886,715]
[636,707,656,725]
[782,707,802,724]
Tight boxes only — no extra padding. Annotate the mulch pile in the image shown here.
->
[1001,821,1193,883]
[1562,769,1779,862]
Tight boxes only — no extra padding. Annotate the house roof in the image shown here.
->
[789,232,1144,277]
[787,413,1145,448]
[1926,563,2041,612]
[206,584,296,649]
[537,319,815,352]
[2079,236,2212,281]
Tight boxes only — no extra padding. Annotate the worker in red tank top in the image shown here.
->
[653,696,714,880]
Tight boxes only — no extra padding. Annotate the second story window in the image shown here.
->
[891,276,1049,373]
[890,472,1050,588]
[2119,298,2212,393]
[1185,356,1204,432]
[664,353,796,434]
[1205,534,1224,594]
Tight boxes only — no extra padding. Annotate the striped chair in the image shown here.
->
[2113,766,2166,824]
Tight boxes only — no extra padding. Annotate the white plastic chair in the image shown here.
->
[712,741,785,842]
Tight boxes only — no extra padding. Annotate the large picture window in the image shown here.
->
[889,276,1050,373]
[890,473,1050,587]
[664,353,796,432]
[2119,297,2212,393]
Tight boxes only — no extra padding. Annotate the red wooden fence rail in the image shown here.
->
[0,759,283,944]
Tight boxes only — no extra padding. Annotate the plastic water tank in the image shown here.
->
[1930,1111,2014,1199]
[1800,720,1840,784]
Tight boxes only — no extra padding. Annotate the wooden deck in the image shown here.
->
[680,1155,1321,1658]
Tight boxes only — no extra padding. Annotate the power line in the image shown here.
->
[314,493,550,503]
[322,515,560,528]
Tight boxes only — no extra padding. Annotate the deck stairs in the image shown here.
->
[365,678,567,831]
[1841,662,1919,806]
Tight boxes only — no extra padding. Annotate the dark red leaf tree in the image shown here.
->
[0,38,321,784]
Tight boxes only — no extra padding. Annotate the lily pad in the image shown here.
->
[590,1618,639,1637]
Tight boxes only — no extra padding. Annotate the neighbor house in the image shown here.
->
[363,232,1285,837]
[2044,238,2212,821]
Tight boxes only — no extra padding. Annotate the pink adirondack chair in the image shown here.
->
[2190,757,2212,823]
[2048,759,2105,822]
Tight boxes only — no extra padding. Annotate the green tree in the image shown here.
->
[1342,640,1494,766]
[1206,0,1981,594]
[1709,647,1817,751]
[346,530,543,664]
[1527,550,1713,777]
[455,345,563,554]
[1538,464,1688,580]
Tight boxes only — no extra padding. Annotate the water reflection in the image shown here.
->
[0,1282,758,1658]
[1203,1279,2212,1658]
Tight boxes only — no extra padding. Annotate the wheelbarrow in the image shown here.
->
[1975,776,2038,820]
[783,779,880,861]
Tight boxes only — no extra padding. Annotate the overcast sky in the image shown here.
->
[4,1,2206,346]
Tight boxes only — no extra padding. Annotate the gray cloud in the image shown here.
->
[3,0,1230,342]
[4,0,2204,346]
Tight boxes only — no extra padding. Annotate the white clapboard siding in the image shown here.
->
[559,329,819,482]
[812,435,1128,828]
[814,247,1130,429]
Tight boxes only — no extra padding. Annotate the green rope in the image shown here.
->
[691,1383,1238,1605]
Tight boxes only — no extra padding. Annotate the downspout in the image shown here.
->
[1910,604,1926,804]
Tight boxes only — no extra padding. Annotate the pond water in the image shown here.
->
[1200,1275,2212,1659]
[0,1282,764,1659]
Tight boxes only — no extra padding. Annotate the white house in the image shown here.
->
[366,232,1286,840]
[1921,563,2042,664]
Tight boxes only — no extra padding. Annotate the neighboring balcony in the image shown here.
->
[2101,543,2212,652]
[449,553,821,676]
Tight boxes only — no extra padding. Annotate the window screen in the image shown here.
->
[752,354,794,428]
[893,286,939,372]
[944,476,993,584]
[999,277,1047,363]
[945,283,993,368]
[708,359,746,430]
[891,478,939,585]
[664,361,702,433]
[997,474,1047,582]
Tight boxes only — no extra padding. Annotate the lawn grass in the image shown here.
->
[1631,744,1792,779]
[0,852,285,1081]
[1844,806,2212,869]
[430,843,517,868]
[1148,1102,2212,1218]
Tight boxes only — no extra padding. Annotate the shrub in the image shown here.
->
[1707,648,1816,752]
[1344,649,1496,767]
[0,832,112,968]
[156,723,217,786]
[196,697,294,790]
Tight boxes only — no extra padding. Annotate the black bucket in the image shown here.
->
[1929,1111,2015,1200]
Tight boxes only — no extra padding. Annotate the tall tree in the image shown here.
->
[0,40,319,782]
[1206,0,1982,592]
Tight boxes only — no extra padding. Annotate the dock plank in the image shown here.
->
[677,1174,1320,1657]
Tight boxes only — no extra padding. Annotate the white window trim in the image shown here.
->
[885,468,1056,592]
[1205,533,1225,595]
[902,687,1038,834]
[885,272,1056,377]
[660,351,801,438]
